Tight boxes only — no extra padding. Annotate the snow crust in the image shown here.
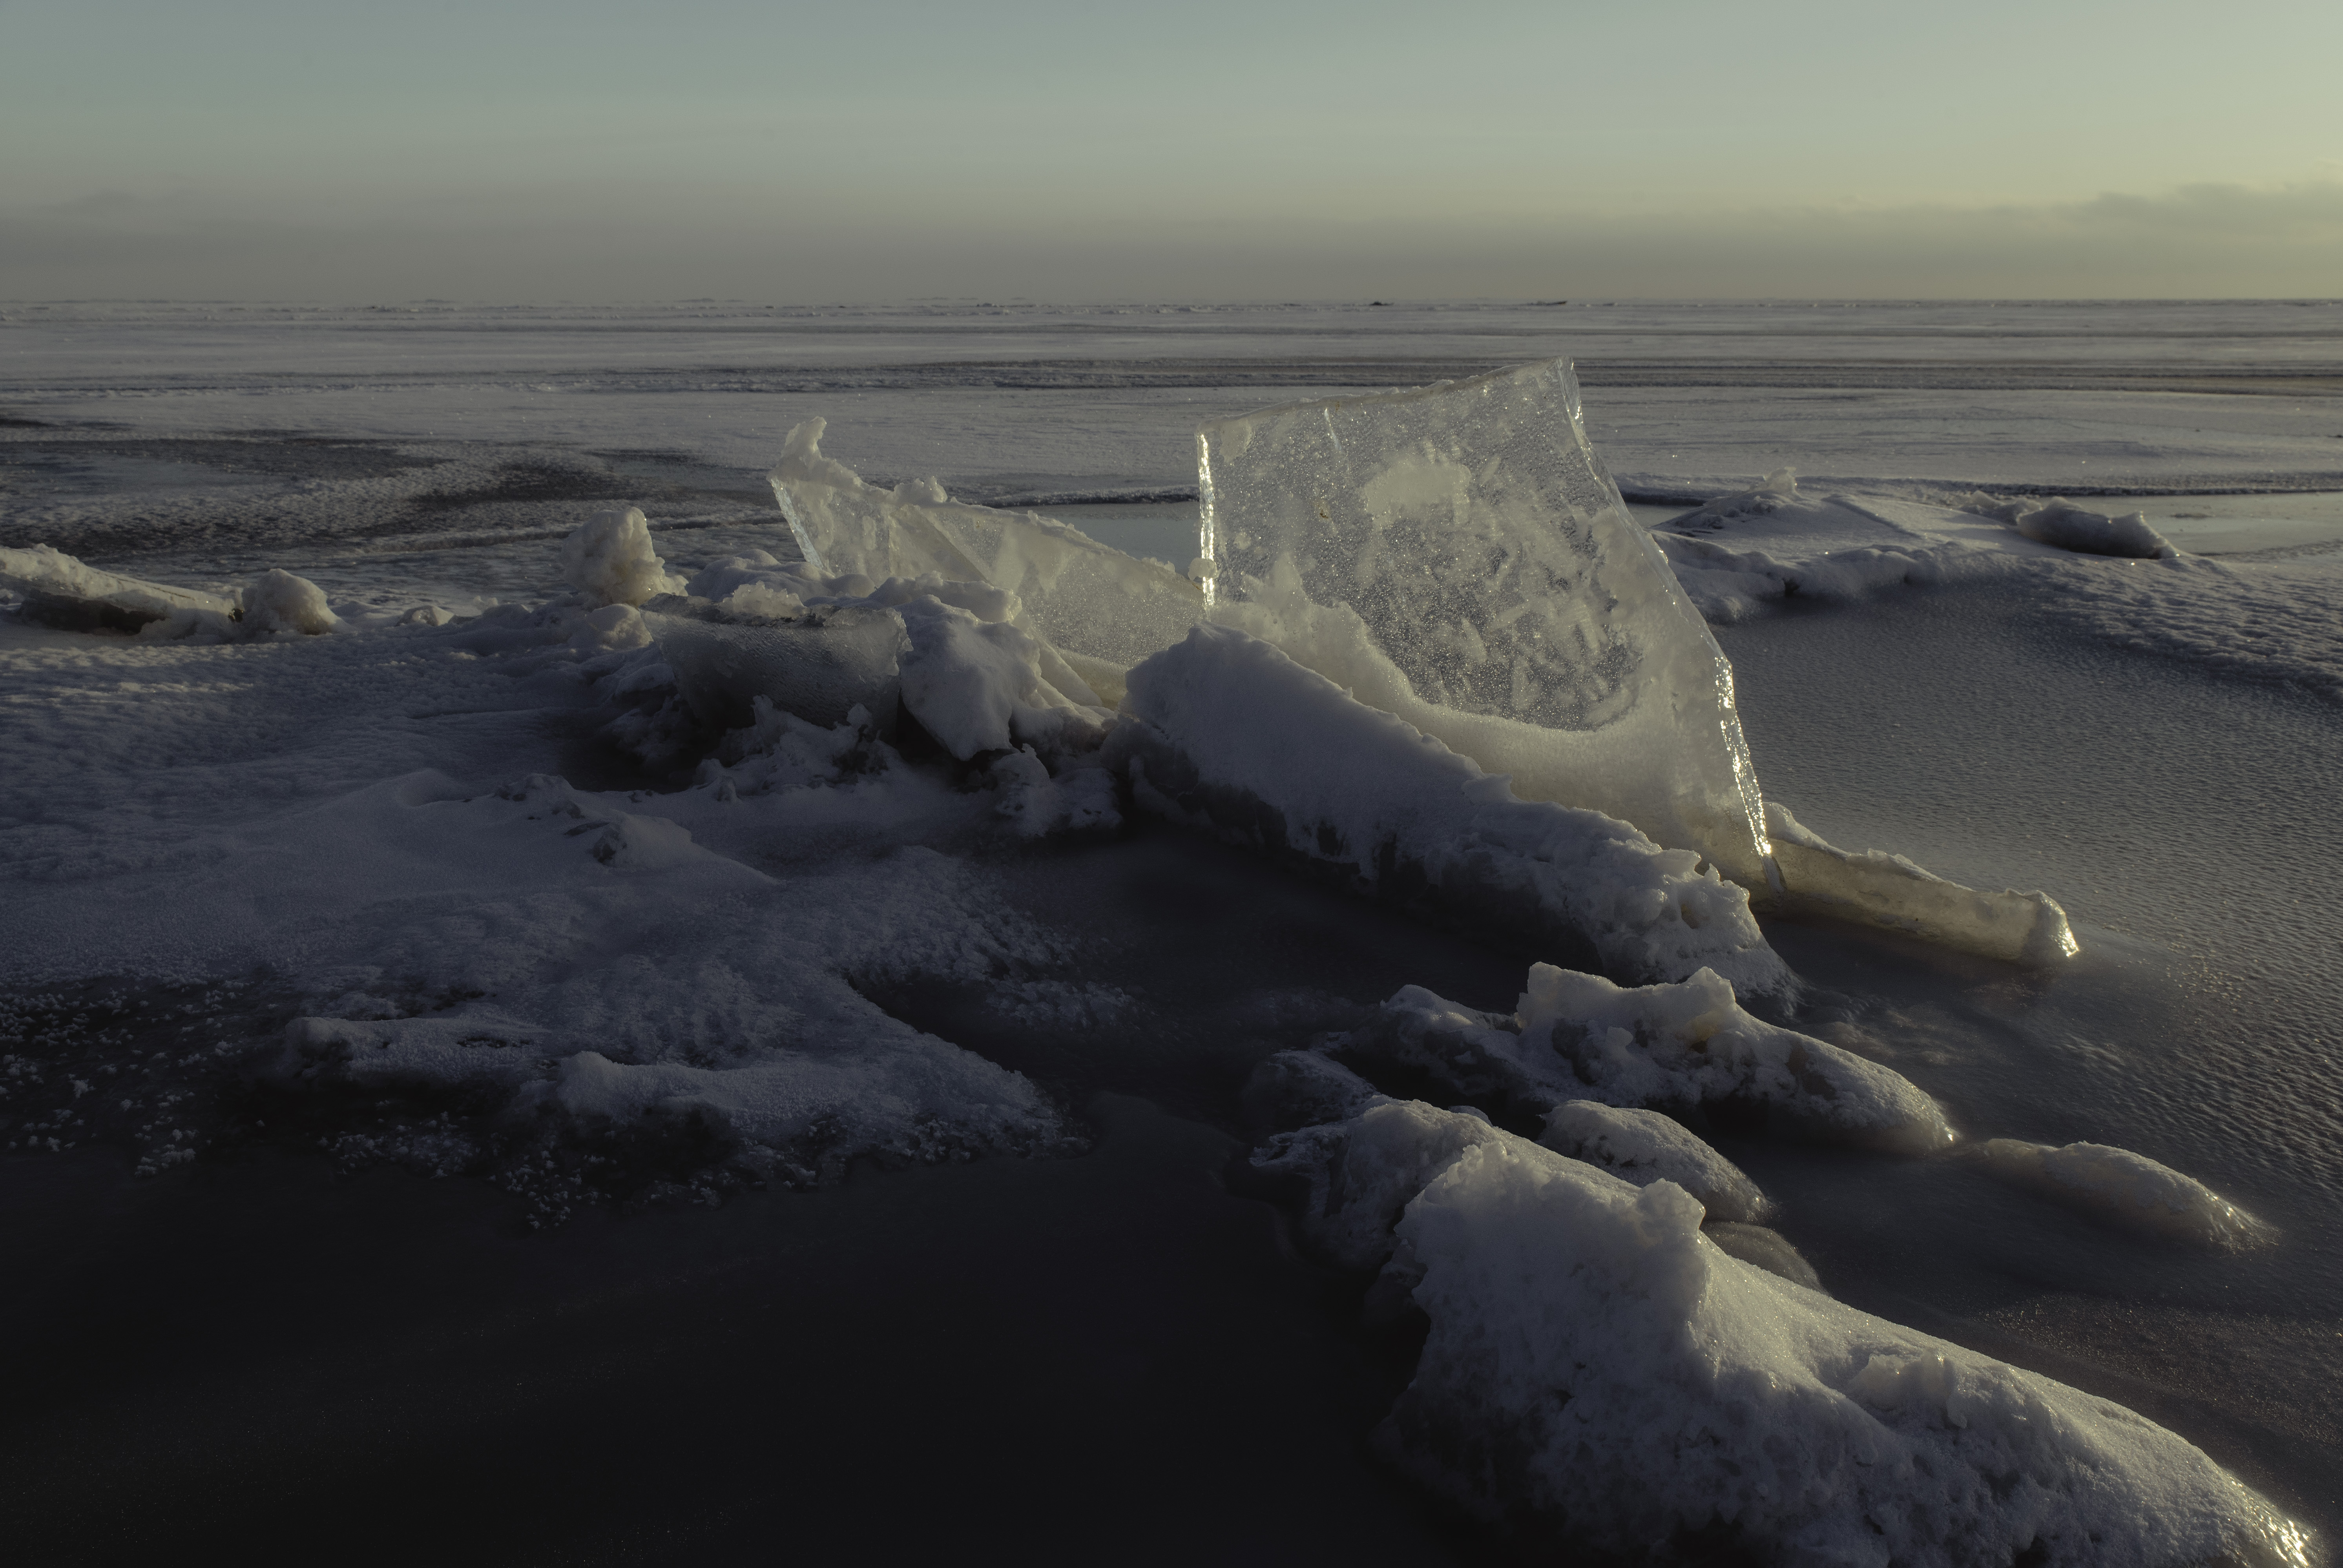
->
[1342,964,1951,1154]
[1198,360,1774,891]
[1254,1101,2308,1566]
[1975,1138,2275,1249]
[1111,622,1788,993]
[1538,1099,1768,1223]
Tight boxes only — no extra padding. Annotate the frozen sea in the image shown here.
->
[3,300,2341,1563]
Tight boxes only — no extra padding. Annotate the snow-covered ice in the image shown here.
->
[3,298,2334,1560]
[1256,1100,2308,1566]
[1109,622,1789,992]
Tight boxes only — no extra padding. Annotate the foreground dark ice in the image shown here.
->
[3,301,2340,1562]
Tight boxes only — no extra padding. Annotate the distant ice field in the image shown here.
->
[4,299,2341,1557]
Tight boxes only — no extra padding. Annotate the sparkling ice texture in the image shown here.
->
[1197,360,1774,889]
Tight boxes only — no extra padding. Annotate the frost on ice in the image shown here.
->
[1253,1102,2310,1567]
[1197,359,1774,891]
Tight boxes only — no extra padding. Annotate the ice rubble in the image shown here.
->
[1108,624,1788,993]
[0,543,337,639]
[1252,1101,2308,1566]
[1974,1138,2274,1249]
[1196,359,1774,892]
[1336,963,1951,1154]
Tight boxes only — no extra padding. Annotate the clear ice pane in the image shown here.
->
[771,419,1204,680]
[1197,359,1772,887]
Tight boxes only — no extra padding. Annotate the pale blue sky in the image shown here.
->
[4,0,2339,298]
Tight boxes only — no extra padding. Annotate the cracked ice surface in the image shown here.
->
[1197,359,1772,889]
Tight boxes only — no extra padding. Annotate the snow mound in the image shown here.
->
[1344,964,1951,1154]
[1110,623,1788,993]
[1960,495,2179,560]
[1198,359,1773,890]
[1975,1139,2275,1249]
[1258,1103,2309,1566]
[1765,801,2078,964]
[239,567,340,636]
[1538,1099,1768,1223]
[560,506,688,607]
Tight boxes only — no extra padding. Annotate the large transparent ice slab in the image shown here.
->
[770,419,1203,696]
[1195,360,1774,889]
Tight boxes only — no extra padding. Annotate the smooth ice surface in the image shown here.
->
[1765,801,2077,964]
[770,418,1202,690]
[1975,1139,2274,1250]
[1257,1102,2309,1566]
[1197,358,1773,888]
[1109,623,1787,992]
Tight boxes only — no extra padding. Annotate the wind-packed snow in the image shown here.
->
[1256,1101,2308,1566]
[1109,622,1789,993]
[1974,1138,2275,1250]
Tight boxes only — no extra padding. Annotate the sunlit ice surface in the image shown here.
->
[2,299,2338,1561]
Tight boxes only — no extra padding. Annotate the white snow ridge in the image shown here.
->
[1256,1103,2310,1567]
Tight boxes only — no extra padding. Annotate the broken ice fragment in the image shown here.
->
[1763,802,2077,963]
[771,418,1203,691]
[1196,359,1772,889]
[644,601,908,734]
[1973,1138,2274,1249]
[1,543,236,633]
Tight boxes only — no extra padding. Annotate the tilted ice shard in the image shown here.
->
[770,419,1203,701]
[1196,359,1773,889]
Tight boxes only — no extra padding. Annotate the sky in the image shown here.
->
[3,0,2339,301]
